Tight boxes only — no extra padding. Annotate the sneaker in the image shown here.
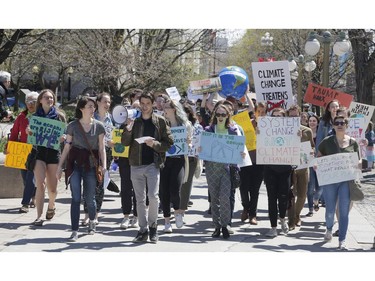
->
[130,217,138,228]
[226,225,234,234]
[133,230,149,243]
[19,205,29,213]
[305,211,313,217]
[333,229,339,237]
[120,217,130,229]
[265,227,277,237]
[222,226,230,239]
[249,217,258,225]
[338,240,347,250]
[241,208,249,222]
[188,200,193,207]
[149,224,158,243]
[175,213,184,228]
[280,218,289,234]
[68,231,78,242]
[163,223,173,233]
[94,219,99,225]
[88,220,96,235]
[324,230,333,241]
[33,218,44,226]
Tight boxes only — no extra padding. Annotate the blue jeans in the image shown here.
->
[322,181,350,242]
[20,169,36,205]
[69,165,97,231]
[306,167,323,211]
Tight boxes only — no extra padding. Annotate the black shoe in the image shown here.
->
[133,230,149,243]
[149,226,158,243]
[333,230,339,237]
[188,200,193,207]
[211,228,221,238]
[222,227,230,239]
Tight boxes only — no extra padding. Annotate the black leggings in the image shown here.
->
[118,157,137,216]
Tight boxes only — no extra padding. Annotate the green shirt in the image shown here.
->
[318,135,359,157]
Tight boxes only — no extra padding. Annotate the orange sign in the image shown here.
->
[304,83,353,108]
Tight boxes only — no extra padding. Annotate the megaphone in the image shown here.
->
[112,105,141,124]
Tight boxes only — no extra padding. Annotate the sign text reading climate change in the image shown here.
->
[27,116,66,151]
[256,117,300,165]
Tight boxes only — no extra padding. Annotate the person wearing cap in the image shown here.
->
[0,71,13,120]
[5,91,39,213]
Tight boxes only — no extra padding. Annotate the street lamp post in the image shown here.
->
[67,66,73,101]
[32,65,39,91]
[304,31,351,88]
[259,32,274,62]
[289,55,316,107]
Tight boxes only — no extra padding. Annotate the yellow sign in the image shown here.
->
[232,111,256,151]
[111,129,129,157]
[4,141,33,170]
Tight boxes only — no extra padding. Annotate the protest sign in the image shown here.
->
[165,87,181,101]
[167,126,188,156]
[188,125,203,157]
[315,152,362,186]
[111,129,129,157]
[346,117,365,141]
[304,83,353,108]
[189,77,222,94]
[296,141,314,170]
[4,141,33,170]
[232,110,256,151]
[256,116,300,165]
[252,60,293,111]
[348,101,375,129]
[27,116,66,150]
[198,131,245,164]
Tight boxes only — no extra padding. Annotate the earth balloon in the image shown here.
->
[218,66,249,99]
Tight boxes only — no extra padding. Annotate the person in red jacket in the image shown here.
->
[6,91,39,213]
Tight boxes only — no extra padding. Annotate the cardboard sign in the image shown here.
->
[349,101,375,129]
[199,131,245,164]
[315,152,362,186]
[189,77,222,94]
[165,87,181,101]
[4,141,33,170]
[346,117,365,141]
[304,83,353,108]
[252,60,294,111]
[27,116,66,150]
[166,126,188,156]
[296,141,314,170]
[232,111,256,151]
[111,129,129,157]
[256,116,300,165]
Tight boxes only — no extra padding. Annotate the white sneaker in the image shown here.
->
[120,217,130,229]
[227,225,234,234]
[130,217,138,228]
[88,220,96,235]
[280,218,289,234]
[164,223,173,233]
[324,230,333,241]
[68,231,78,242]
[338,240,347,250]
[265,227,277,237]
[175,213,184,228]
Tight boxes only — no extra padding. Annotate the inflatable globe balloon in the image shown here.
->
[218,66,249,99]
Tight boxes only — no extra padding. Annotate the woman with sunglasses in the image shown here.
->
[202,104,244,239]
[6,91,39,213]
[317,116,361,250]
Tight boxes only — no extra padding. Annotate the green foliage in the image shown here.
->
[0,137,7,153]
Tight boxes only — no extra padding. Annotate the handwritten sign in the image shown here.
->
[346,117,365,141]
[111,129,129,157]
[189,77,222,94]
[199,131,245,164]
[315,152,362,186]
[304,83,353,108]
[167,126,188,156]
[232,111,256,151]
[296,141,314,170]
[348,101,375,129]
[4,141,33,170]
[256,116,300,165]
[27,116,66,150]
[165,87,181,101]
[188,124,203,157]
[252,60,293,111]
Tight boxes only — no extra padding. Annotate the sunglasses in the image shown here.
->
[216,113,227,117]
[334,121,347,126]
[26,100,37,105]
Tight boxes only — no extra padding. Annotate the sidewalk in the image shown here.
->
[0,161,374,252]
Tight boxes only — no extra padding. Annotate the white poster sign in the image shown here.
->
[296,141,314,170]
[349,101,375,129]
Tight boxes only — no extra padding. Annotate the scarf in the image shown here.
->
[35,106,58,120]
